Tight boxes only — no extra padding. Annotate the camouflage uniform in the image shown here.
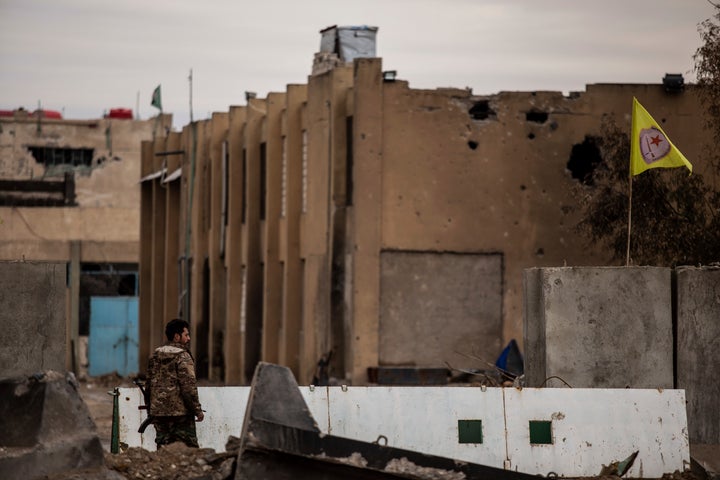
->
[146,342,203,448]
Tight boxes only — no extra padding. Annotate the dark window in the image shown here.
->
[28,146,94,167]
[260,142,267,221]
[346,116,354,206]
[242,148,247,224]
[79,263,138,335]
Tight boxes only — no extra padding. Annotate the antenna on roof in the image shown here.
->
[189,68,194,123]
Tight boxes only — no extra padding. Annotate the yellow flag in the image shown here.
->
[630,97,692,176]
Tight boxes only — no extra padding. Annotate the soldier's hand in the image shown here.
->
[196,411,204,422]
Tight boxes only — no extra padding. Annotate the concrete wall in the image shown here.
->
[118,385,689,478]
[676,266,720,445]
[523,266,673,389]
[379,251,503,369]
[0,262,66,378]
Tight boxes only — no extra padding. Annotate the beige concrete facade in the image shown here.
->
[139,55,713,385]
[0,113,170,263]
[0,111,171,370]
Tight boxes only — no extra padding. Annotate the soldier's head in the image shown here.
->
[165,318,190,344]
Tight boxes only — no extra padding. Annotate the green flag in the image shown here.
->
[151,85,162,111]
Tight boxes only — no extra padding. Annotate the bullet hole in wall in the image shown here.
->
[567,136,602,185]
[468,140,478,150]
[520,184,527,190]
[536,248,545,257]
[528,133,536,140]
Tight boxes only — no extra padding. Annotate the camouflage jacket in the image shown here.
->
[147,342,202,418]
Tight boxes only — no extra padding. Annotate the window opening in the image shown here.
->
[281,136,287,218]
[346,116,354,206]
[301,130,308,213]
[260,142,267,221]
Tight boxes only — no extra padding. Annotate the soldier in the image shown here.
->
[146,318,204,448]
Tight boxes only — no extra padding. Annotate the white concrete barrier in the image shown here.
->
[117,386,689,478]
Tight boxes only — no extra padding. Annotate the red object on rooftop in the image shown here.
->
[0,110,14,117]
[32,109,63,119]
[106,108,133,119]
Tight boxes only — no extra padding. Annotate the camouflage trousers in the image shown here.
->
[153,415,199,448]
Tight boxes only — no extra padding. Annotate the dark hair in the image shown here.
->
[165,319,189,341]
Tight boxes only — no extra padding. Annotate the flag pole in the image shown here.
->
[626,173,632,266]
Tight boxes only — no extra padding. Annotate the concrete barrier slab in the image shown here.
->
[118,385,690,478]
[524,267,673,389]
[503,387,689,478]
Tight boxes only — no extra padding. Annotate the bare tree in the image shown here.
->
[575,118,720,267]
[694,5,720,175]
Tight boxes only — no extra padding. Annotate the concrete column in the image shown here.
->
[278,85,307,379]
[298,72,333,383]
[224,106,247,384]
[348,58,384,383]
[242,99,266,382]
[150,136,167,348]
[138,140,155,371]
[163,132,182,322]
[261,93,286,364]
[190,121,210,377]
[68,241,80,373]
[208,112,229,381]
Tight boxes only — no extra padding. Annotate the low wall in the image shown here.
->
[118,385,689,478]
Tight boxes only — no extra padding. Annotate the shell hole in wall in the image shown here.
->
[566,136,602,185]
[468,101,496,121]
[526,110,548,124]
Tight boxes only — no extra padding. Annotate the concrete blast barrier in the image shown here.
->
[523,266,673,389]
[0,261,66,379]
[0,371,107,480]
[119,382,689,477]
[676,266,720,444]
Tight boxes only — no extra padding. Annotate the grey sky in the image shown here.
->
[0,0,715,129]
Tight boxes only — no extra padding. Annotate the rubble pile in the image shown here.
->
[105,440,238,480]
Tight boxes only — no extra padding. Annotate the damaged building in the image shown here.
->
[138,27,715,387]
[0,108,172,377]
[1,25,719,480]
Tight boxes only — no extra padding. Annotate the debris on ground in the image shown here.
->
[104,439,239,480]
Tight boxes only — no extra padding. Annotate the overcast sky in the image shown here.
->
[0,0,715,129]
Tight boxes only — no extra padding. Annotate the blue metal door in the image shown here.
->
[88,296,139,376]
